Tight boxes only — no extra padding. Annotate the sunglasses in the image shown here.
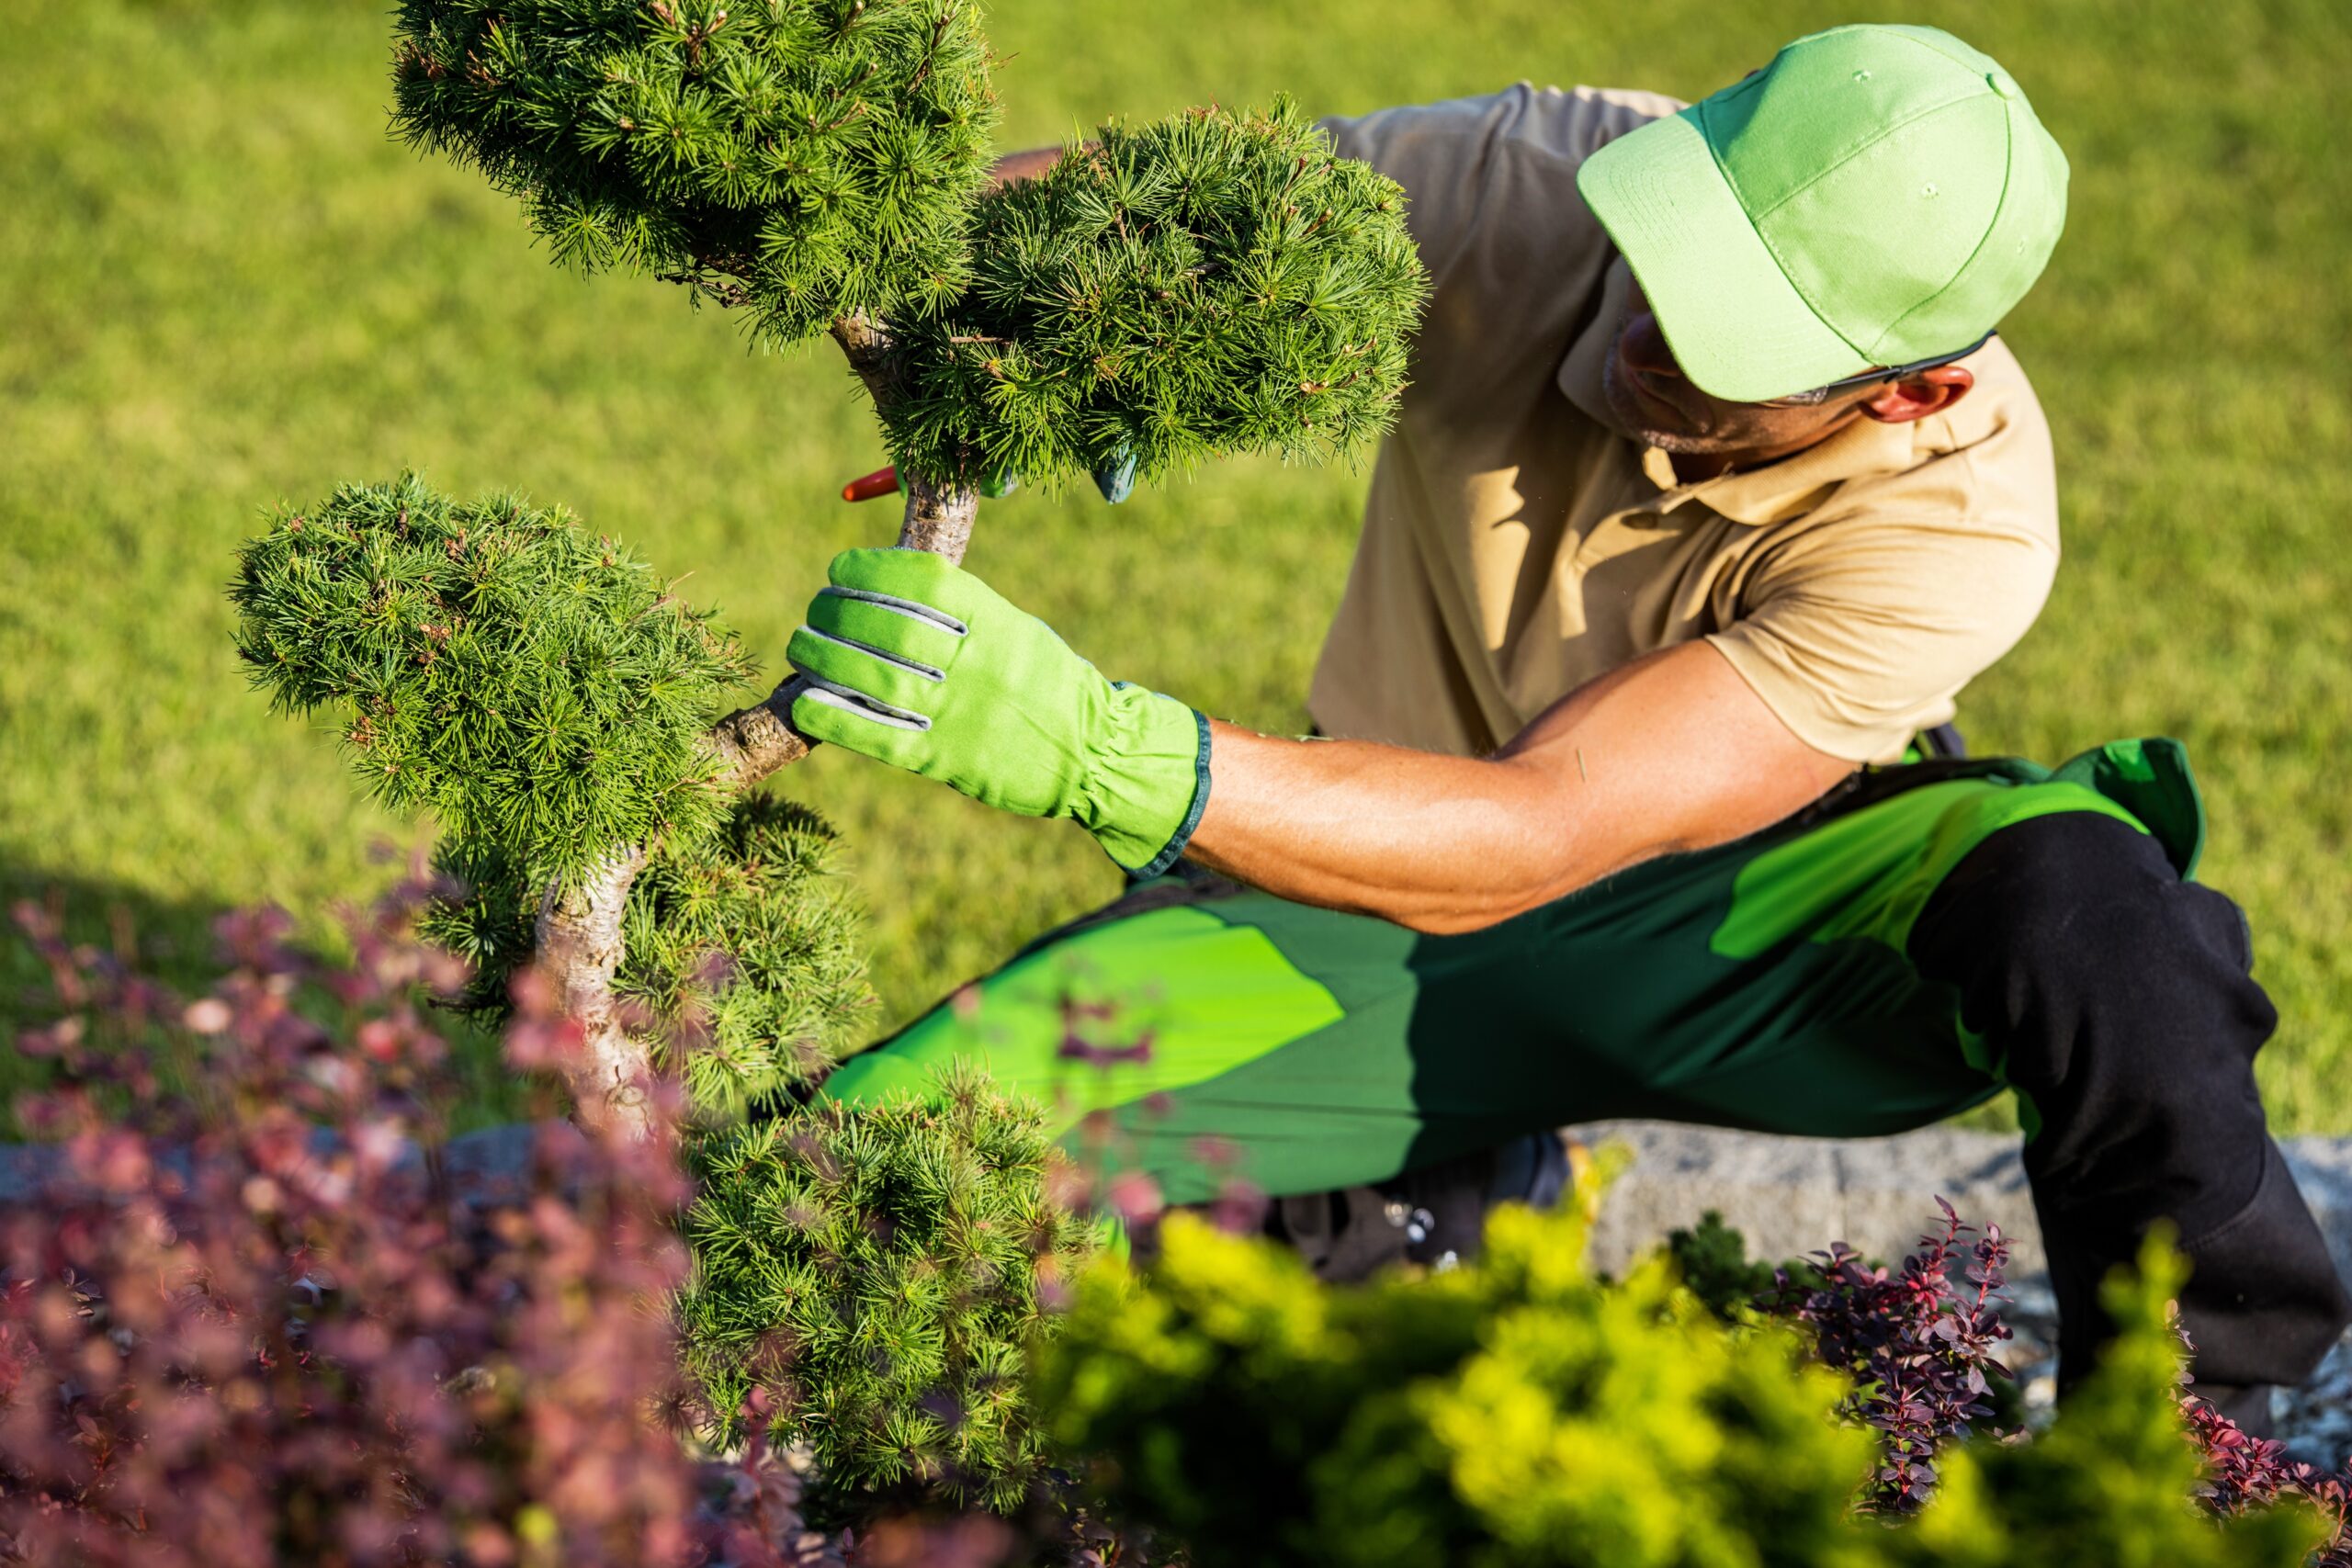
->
[1758,330,1996,407]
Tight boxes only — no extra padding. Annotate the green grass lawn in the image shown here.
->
[5,0,2348,1134]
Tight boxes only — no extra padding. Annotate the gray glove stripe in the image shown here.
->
[793,624,944,682]
[794,675,933,732]
[817,584,969,637]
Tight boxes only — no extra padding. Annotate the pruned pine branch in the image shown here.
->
[232,477,876,1136]
[881,98,1427,491]
[390,0,1000,349]
[705,309,978,794]
[697,460,975,792]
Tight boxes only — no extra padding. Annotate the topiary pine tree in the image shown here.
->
[390,1,1422,493]
[232,0,1428,1511]
[373,0,1427,1128]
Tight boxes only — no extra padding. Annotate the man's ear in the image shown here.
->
[1860,365,1973,425]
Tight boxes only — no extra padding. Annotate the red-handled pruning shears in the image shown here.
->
[841,466,902,502]
[838,456,1131,505]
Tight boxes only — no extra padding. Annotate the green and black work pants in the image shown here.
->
[823,741,2352,1409]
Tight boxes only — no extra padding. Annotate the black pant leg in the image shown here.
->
[1908,811,2350,1414]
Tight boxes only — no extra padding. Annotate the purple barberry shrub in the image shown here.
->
[1774,1196,2018,1514]
[0,883,813,1566]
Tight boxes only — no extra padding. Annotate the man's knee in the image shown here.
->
[1921,809,2249,980]
[1918,811,2347,1394]
[1911,809,2275,1094]
[1911,808,2281,1232]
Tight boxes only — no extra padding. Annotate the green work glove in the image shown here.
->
[786,548,1210,877]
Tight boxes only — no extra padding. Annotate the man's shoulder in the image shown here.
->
[1322,83,1683,182]
[1320,85,1680,327]
[1321,85,1678,263]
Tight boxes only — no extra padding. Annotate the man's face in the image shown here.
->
[1600,283,1875,457]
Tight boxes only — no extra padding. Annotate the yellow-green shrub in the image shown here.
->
[1038,1210,2334,1568]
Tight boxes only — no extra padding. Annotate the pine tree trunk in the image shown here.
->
[534,845,657,1138]
[544,311,978,1135]
[707,311,977,786]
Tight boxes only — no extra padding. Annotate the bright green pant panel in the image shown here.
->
[1114,827,2002,1201]
[1711,778,2143,961]
[817,904,1347,1130]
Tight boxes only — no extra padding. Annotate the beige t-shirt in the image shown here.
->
[1310,85,2061,766]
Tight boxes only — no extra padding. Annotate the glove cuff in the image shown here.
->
[1084,685,1211,877]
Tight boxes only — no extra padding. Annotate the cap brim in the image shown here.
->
[1577,108,1872,403]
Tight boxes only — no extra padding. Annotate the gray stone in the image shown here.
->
[1561,1120,2352,1447]
[0,1124,525,1210]
[1565,1121,2352,1297]
[2278,1332,2352,1469]
[1566,1121,1848,1279]
[0,1145,52,1206]
[1832,1127,2043,1276]
[9,1115,2346,1287]
[437,1121,558,1208]
[2284,1138,2352,1285]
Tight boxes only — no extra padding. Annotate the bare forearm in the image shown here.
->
[1184,726,1578,931]
[1182,643,1855,935]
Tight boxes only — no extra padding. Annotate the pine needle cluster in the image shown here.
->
[390,0,999,347]
[625,795,876,1114]
[882,99,1429,488]
[677,1065,1098,1507]
[424,795,877,1112]
[235,476,877,1119]
[232,473,754,888]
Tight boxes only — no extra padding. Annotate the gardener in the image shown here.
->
[791,24,2351,1427]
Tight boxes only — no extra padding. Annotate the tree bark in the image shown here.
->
[533,844,656,1139]
[536,309,978,1135]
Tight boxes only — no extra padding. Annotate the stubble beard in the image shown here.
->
[1600,351,1733,455]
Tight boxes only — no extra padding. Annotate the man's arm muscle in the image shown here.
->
[1185,640,1855,935]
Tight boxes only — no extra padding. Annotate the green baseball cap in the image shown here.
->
[1577,24,2068,403]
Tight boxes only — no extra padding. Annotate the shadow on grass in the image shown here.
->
[0,866,536,1135]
